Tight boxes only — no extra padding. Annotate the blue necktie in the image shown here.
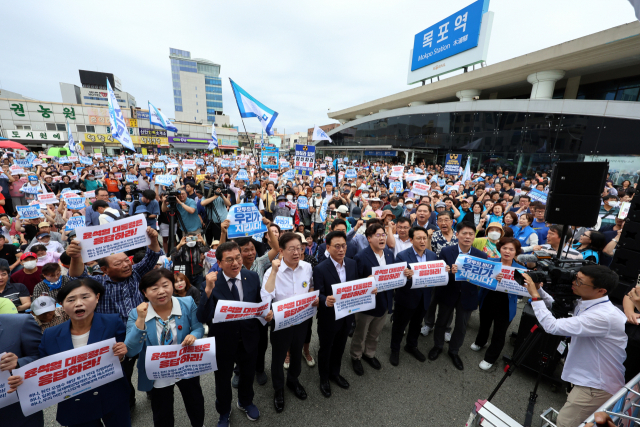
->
[229,278,240,301]
[157,317,173,346]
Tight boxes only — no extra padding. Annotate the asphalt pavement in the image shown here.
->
[42,301,568,426]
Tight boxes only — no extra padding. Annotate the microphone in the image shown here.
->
[517,254,539,265]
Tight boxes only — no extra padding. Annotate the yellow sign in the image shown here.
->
[131,136,169,146]
[88,116,137,127]
[196,174,206,183]
[128,118,138,128]
[84,133,115,143]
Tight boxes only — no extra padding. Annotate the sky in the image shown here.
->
[0,0,637,135]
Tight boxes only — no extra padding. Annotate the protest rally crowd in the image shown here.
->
[0,147,637,427]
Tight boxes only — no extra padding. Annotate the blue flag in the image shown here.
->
[107,79,135,152]
[230,79,278,136]
[209,125,218,150]
[67,121,76,154]
[149,102,178,132]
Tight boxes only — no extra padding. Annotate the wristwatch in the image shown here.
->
[530,297,542,302]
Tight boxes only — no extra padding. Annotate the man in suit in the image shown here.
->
[391,226,448,366]
[428,222,488,371]
[350,223,394,375]
[197,241,271,427]
[314,230,357,397]
[0,314,43,427]
[316,219,358,263]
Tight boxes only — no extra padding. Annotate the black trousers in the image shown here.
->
[234,321,269,376]
[270,320,308,390]
[150,376,205,427]
[214,338,257,415]
[205,221,222,244]
[305,317,313,344]
[433,299,473,355]
[120,354,138,407]
[390,299,427,352]
[624,323,640,382]
[474,292,511,364]
[317,316,352,382]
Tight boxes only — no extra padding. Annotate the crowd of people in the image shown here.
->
[0,148,637,427]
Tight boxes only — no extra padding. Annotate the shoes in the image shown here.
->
[352,358,364,376]
[231,373,240,389]
[273,389,285,413]
[420,325,432,336]
[428,347,442,361]
[330,374,350,389]
[319,380,332,398]
[445,332,452,342]
[479,360,493,371]
[237,401,260,421]
[389,351,400,366]
[283,354,290,369]
[448,352,464,371]
[286,381,308,400]
[404,346,426,362]
[256,371,268,386]
[348,322,356,337]
[217,412,231,427]
[470,343,484,352]
[361,355,382,370]
[303,351,316,367]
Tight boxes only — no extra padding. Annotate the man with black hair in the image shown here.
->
[521,265,626,427]
[128,189,160,229]
[316,219,359,263]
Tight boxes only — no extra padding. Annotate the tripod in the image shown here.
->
[167,205,187,254]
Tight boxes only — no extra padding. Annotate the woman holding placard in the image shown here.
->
[125,268,206,427]
[7,277,131,426]
[471,237,525,371]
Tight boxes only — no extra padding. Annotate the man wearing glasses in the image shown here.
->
[261,232,318,413]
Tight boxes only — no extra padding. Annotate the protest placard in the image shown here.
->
[527,189,548,204]
[331,278,376,320]
[0,353,19,410]
[454,255,502,290]
[492,265,530,297]
[153,162,165,169]
[345,169,357,179]
[391,165,404,178]
[37,193,58,204]
[155,175,176,187]
[68,156,79,162]
[183,159,196,169]
[212,300,270,324]
[273,291,319,331]
[125,174,137,183]
[269,173,278,182]
[16,204,43,219]
[21,185,40,195]
[372,262,407,292]
[66,197,86,210]
[236,169,249,181]
[409,260,449,288]
[411,182,430,196]
[274,216,293,230]
[9,165,24,175]
[65,216,86,231]
[13,338,123,416]
[297,196,308,209]
[204,249,216,267]
[619,202,631,219]
[390,181,403,194]
[206,166,215,174]
[227,203,268,238]
[144,337,217,381]
[75,214,150,262]
[139,162,150,168]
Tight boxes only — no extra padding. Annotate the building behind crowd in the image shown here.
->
[322,20,640,184]
[169,48,223,124]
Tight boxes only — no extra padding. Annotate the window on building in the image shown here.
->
[56,124,66,131]
[76,125,86,132]
[86,125,95,133]
[16,125,31,130]
[46,123,56,131]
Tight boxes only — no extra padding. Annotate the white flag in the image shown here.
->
[230,79,278,136]
[67,121,76,154]
[209,125,218,150]
[149,102,178,132]
[107,79,135,152]
[312,125,332,142]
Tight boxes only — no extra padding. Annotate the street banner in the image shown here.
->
[491,265,530,296]
[212,300,270,324]
[227,203,268,238]
[144,337,217,382]
[527,189,548,204]
[0,353,19,409]
[17,205,44,219]
[297,196,309,210]
[13,338,123,416]
[294,144,315,176]
[411,182,430,196]
[37,193,58,204]
[454,255,502,290]
[65,216,86,231]
[273,291,319,332]
[409,260,449,288]
[444,154,461,175]
[76,214,150,262]
[66,197,86,210]
[331,277,376,320]
[274,216,293,230]
[372,262,407,292]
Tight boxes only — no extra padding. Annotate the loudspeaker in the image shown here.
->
[544,161,608,226]
[549,161,608,195]
[610,194,640,283]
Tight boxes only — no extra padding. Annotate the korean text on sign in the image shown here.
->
[144,337,217,381]
[372,262,407,293]
[409,260,449,288]
[273,291,319,331]
[76,214,150,262]
[454,254,502,290]
[212,300,270,325]
[331,278,376,320]
[227,203,268,238]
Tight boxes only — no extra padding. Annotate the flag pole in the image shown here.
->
[229,78,256,159]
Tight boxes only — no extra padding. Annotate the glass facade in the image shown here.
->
[577,75,640,102]
[317,110,640,176]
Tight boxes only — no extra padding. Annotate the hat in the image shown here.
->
[405,197,414,203]
[486,222,505,238]
[351,206,362,219]
[369,197,381,202]
[380,211,396,220]
[211,240,220,246]
[295,232,307,243]
[36,232,50,239]
[31,296,57,316]
[336,205,349,214]
[362,211,377,220]
[435,201,446,208]
[276,195,286,201]
[38,222,50,229]
[21,252,37,261]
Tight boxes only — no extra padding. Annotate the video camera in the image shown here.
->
[164,186,181,210]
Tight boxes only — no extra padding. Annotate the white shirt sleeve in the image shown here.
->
[260,267,275,302]
[532,300,613,338]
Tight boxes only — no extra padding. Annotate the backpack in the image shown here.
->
[102,208,130,222]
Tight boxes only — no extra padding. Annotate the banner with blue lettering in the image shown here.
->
[155,175,176,187]
[274,216,293,230]
[283,170,295,180]
[65,216,86,231]
[390,181,403,194]
[324,176,336,186]
[15,159,31,168]
[236,169,249,181]
[196,159,205,166]
[125,174,137,183]
[228,203,268,238]
[153,162,165,169]
[444,154,461,175]
[527,189,548,204]
[221,160,230,168]
[17,204,44,219]
[21,185,40,195]
[345,169,357,179]
[294,144,315,176]
[66,197,86,210]
[297,196,309,210]
[206,166,215,174]
[454,255,502,290]
[79,156,93,165]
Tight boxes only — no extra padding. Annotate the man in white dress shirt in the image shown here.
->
[521,265,627,427]
[262,232,318,413]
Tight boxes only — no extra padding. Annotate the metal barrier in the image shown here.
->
[582,372,640,426]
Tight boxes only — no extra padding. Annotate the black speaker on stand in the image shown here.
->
[609,194,640,303]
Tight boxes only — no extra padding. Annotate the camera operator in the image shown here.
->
[128,189,160,230]
[161,189,202,235]
[520,265,627,427]
[200,183,231,243]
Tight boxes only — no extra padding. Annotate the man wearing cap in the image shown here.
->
[11,252,43,296]
[30,295,67,332]
[33,232,64,254]
[128,189,160,230]
[24,221,65,251]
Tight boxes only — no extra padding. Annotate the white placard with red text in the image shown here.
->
[409,260,449,288]
[372,261,407,292]
[0,353,19,409]
[182,159,196,170]
[212,300,270,325]
[37,193,59,205]
[494,266,530,297]
[391,166,404,178]
[139,162,151,168]
[144,337,217,381]
[411,182,430,196]
[331,278,376,320]
[269,173,278,182]
[76,214,150,262]
[13,338,123,416]
[272,291,319,332]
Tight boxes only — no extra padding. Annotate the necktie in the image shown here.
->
[229,278,240,301]
[157,317,173,346]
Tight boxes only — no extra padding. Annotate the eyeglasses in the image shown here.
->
[223,255,243,265]
[413,237,429,241]
[573,276,595,288]
[285,246,303,253]
[330,244,347,250]
[373,233,387,239]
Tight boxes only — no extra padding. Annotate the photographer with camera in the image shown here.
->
[200,183,231,243]
[128,189,160,230]
[161,189,202,235]
[520,265,627,427]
